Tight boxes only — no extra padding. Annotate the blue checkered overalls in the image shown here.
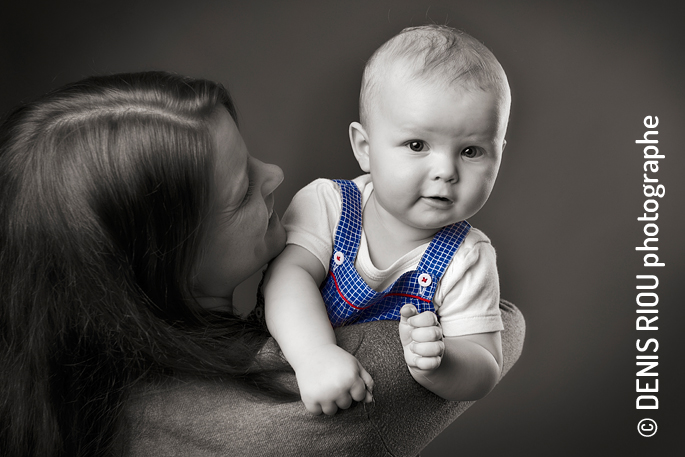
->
[320,179,471,328]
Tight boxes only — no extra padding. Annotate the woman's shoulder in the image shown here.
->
[122,303,525,456]
[122,373,389,456]
[121,323,422,456]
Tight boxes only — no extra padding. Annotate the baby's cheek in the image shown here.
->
[473,179,494,206]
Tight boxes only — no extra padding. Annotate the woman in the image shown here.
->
[0,72,524,456]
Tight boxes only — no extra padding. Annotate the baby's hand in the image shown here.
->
[294,344,373,416]
[399,304,445,372]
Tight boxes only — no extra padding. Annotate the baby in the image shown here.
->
[264,25,511,415]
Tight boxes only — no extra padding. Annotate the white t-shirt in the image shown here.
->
[282,175,503,337]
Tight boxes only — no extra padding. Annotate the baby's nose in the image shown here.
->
[431,154,458,183]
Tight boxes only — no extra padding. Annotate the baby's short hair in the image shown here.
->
[359,25,509,126]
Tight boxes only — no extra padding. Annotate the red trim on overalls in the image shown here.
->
[329,271,373,310]
[329,271,431,308]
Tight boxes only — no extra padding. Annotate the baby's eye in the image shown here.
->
[406,140,425,152]
[461,147,483,159]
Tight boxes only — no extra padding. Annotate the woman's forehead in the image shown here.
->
[211,109,249,210]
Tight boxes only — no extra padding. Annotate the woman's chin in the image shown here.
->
[266,212,287,259]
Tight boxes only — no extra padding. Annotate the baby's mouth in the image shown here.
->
[426,196,453,203]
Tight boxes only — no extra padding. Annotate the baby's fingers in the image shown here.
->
[321,401,339,416]
[348,364,373,404]
[349,377,367,403]
[399,304,418,346]
[400,304,418,321]
[411,325,443,343]
[303,399,324,416]
[404,343,443,371]
[408,341,444,370]
[413,355,442,371]
[411,340,445,358]
[408,310,439,328]
[335,393,354,411]
[359,365,374,403]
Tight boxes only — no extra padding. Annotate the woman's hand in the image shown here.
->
[294,344,373,415]
[399,304,445,372]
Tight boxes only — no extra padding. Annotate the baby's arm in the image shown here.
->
[399,304,502,400]
[264,244,373,415]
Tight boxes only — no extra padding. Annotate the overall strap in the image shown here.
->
[330,179,363,261]
[416,220,472,279]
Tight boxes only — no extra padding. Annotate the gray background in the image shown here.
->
[2,1,683,455]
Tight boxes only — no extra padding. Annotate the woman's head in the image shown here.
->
[192,108,285,310]
[0,71,290,455]
[0,71,283,319]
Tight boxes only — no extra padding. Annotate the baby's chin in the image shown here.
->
[405,218,465,233]
[417,207,476,228]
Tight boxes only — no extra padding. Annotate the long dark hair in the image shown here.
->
[0,72,294,457]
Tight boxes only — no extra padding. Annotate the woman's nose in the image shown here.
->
[257,159,284,195]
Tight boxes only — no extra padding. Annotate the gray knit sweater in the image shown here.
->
[122,300,524,457]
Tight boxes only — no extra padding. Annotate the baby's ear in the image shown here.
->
[349,122,370,172]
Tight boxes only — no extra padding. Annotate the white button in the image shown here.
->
[418,273,432,287]
[333,251,345,265]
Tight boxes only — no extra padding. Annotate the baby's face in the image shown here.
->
[360,72,509,235]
